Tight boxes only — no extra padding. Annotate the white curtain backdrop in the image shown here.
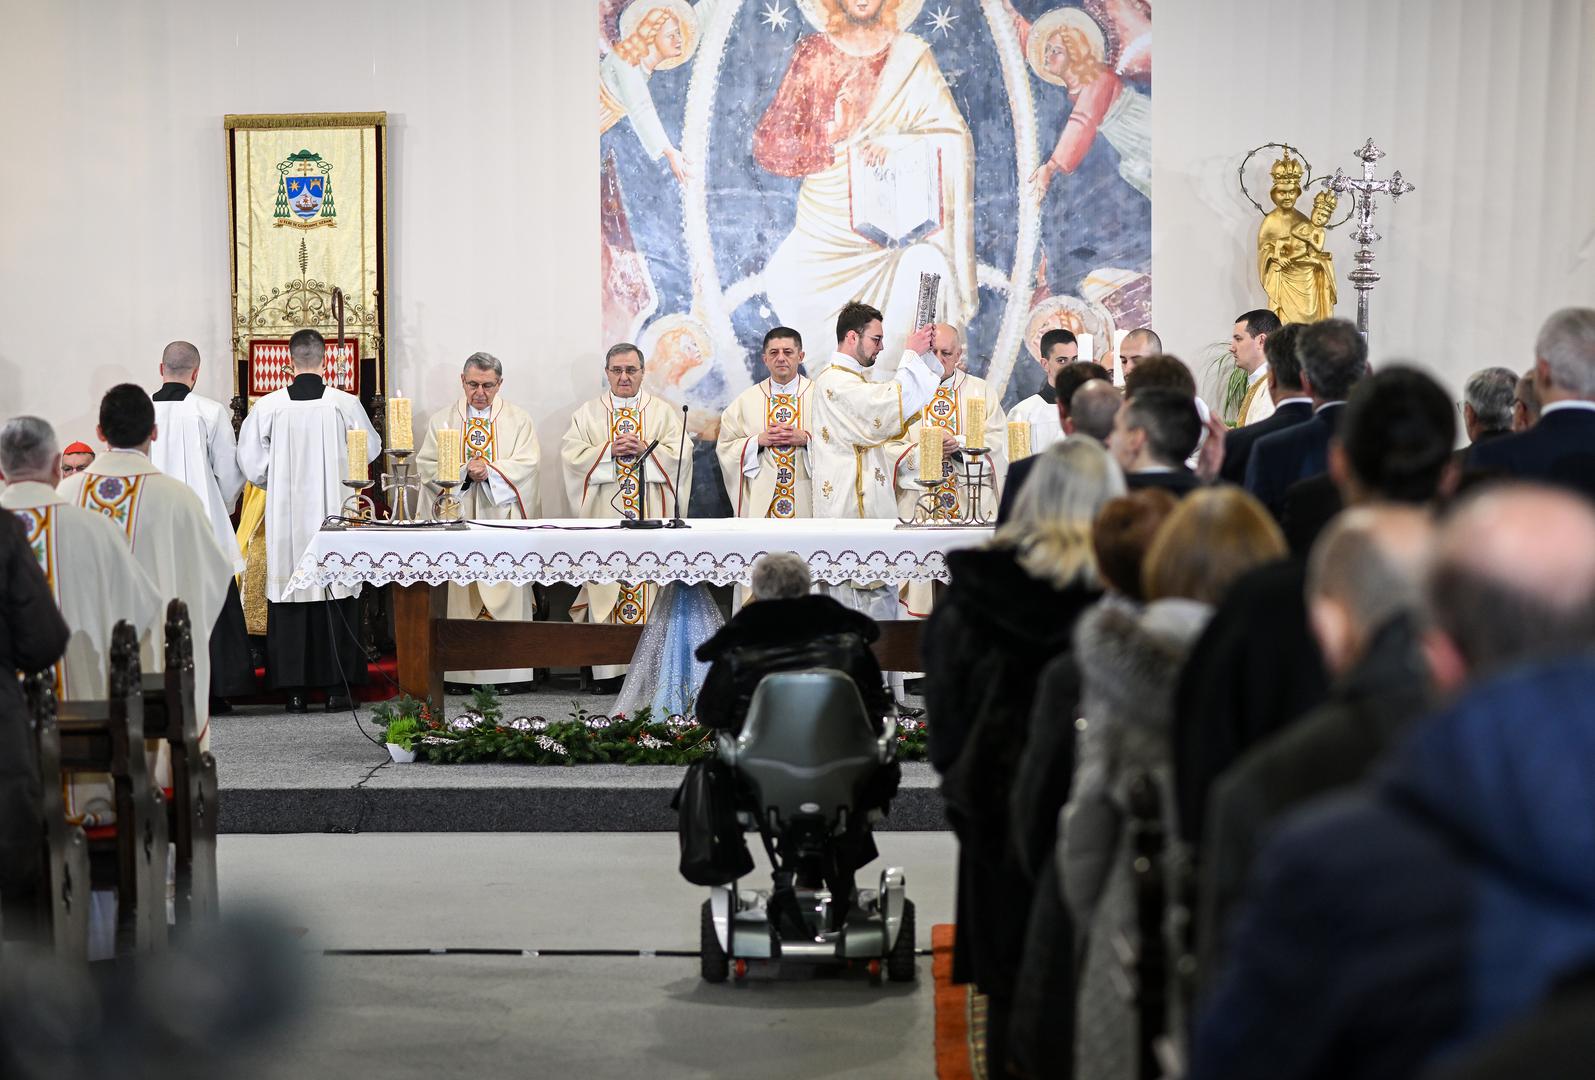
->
[2,0,1591,503]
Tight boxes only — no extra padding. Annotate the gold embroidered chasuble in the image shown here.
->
[716,376,814,519]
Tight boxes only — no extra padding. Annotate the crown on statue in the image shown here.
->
[1270,153,1305,184]
[1312,189,1338,213]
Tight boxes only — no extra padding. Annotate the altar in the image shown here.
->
[287,518,994,713]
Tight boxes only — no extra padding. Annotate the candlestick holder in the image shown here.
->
[334,478,377,527]
[895,452,996,528]
[431,479,465,525]
[382,448,423,522]
[961,447,996,525]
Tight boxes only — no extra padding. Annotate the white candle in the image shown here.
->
[1077,332,1094,367]
[1113,329,1131,385]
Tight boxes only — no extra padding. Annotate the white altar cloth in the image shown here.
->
[286,517,994,593]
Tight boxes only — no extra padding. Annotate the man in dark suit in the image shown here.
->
[1244,318,1367,514]
[997,360,1111,523]
[1469,307,1595,497]
[1109,387,1202,495]
[1220,323,1314,485]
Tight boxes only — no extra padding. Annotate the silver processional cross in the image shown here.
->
[1326,139,1415,347]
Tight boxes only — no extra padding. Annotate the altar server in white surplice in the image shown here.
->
[716,327,815,521]
[149,341,256,706]
[416,351,542,689]
[1,416,162,825]
[889,325,1009,618]
[237,328,381,712]
[560,343,690,685]
[1007,328,1080,455]
[806,301,946,622]
[59,384,235,755]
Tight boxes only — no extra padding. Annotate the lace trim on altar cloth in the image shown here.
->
[286,546,954,592]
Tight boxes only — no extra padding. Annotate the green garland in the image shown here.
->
[372,688,929,766]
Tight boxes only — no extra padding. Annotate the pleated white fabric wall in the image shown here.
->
[1153,0,1595,406]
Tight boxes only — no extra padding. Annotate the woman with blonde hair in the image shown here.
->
[924,437,1124,1075]
[1062,486,1285,1079]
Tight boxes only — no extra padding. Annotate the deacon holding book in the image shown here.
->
[149,341,255,709]
[237,328,381,712]
[716,327,814,520]
[416,352,542,692]
[560,342,690,689]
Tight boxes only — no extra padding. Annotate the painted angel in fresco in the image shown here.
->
[752,0,977,366]
[599,0,699,185]
[1007,0,1151,200]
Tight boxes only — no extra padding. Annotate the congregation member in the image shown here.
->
[1458,365,1518,451]
[58,385,235,749]
[416,351,542,693]
[715,327,813,520]
[997,359,1111,523]
[0,508,69,937]
[1007,327,1079,452]
[1191,484,1595,1080]
[1218,322,1313,484]
[891,323,1007,615]
[1469,306,1595,496]
[150,340,254,710]
[806,301,941,620]
[1198,506,1436,978]
[1230,308,1283,425]
[925,438,1121,1076]
[0,417,162,824]
[1118,326,1162,379]
[561,342,690,690]
[1244,317,1367,513]
[1067,486,1285,1080]
[1174,364,1458,847]
[1065,377,1122,442]
[1512,365,1541,431]
[1109,387,1203,495]
[237,328,382,712]
[59,441,96,477]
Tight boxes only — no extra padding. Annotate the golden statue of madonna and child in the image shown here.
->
[1257,151,1339,324]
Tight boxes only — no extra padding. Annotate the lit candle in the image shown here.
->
[918,424,943,484]
[388,393,413,451]
[965,398,987,451]
[435,428,462,481]
[1007,420,1031,463]
[346,428,368,483]
[1077,332,1094,367]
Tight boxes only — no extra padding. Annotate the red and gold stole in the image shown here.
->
[76,473,145,543]
[765,384,802,519]
[923,382,962,519]
[11,506,63,695]
[610,402,643,520]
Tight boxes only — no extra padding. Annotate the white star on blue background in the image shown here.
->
[760,1,791,32]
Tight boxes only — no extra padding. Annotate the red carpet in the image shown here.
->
[933,923,988,1080]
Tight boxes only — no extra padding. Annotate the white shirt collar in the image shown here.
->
[769,376,801,395]
[609,392,642,409]
[467,403,493,420]
[1542,400,1595,416]
[1276,395,1312,407]
[1246,361,1270,387]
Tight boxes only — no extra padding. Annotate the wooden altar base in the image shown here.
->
[394,582,929,714]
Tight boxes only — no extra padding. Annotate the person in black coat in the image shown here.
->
[1109,388,1204,495]
[1244,318,1367,513]
[0,508,72,936]
[1220,322,1314,485]
[925,438,1120,1076]
[1468,307,1595,498]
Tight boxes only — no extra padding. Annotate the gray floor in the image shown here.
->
[217,832,957,1079]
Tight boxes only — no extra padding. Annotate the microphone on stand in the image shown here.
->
[667,404,690,529]
[618,437,665,528]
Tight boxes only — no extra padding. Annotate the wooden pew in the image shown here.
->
[140,598,220,927]
[21,672,90,959]
[55,621,169,954]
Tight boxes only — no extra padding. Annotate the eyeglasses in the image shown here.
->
[606,366,641,376]
[463,380,500,391]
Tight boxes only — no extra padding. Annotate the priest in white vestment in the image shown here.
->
[149,341,255,705]
[237,328,382,712]
[1007,328,1080,455]
[416,351,542,690]
[561,343,690,686]
[889,325,1009,618]
[0,416,163,826]
[1231,310,1282,426]
[58,384,236,757]
[716,327,814,521]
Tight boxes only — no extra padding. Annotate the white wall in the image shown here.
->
[3,0,1592,503]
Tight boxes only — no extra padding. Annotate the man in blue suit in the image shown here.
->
[1244,319,1367,514]
[1219,322,1314,485]
[1469,307,1595,498]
